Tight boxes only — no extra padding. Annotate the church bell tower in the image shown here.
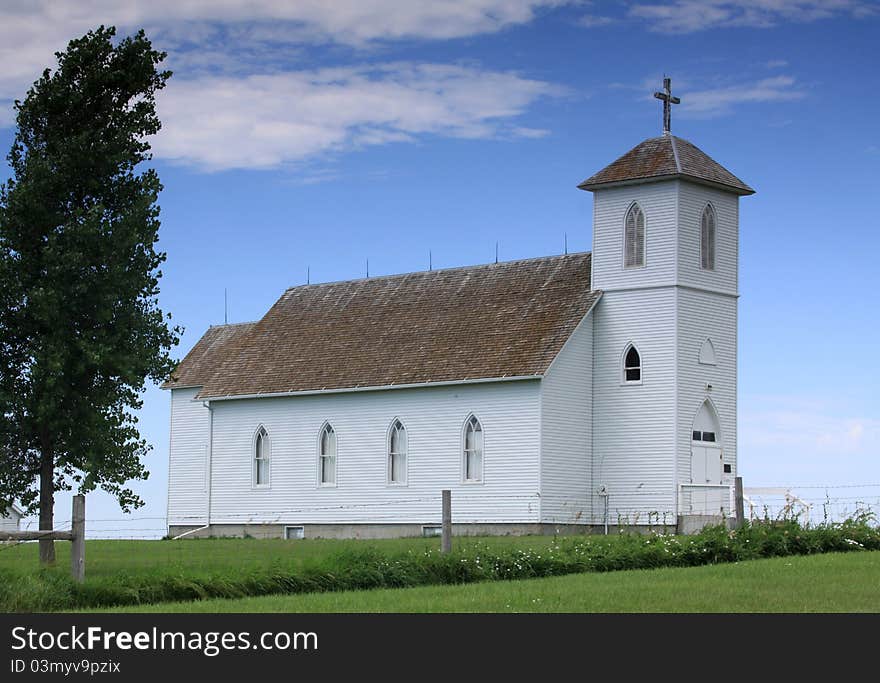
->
[578,79,754,527]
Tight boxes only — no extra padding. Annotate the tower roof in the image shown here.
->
[578,134,754,195]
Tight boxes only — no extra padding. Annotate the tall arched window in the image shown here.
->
[624,203,646,268]
[463,415,484,483]
[254,426,270,487]
[700,204,716,270]
[318,424,337,486]
[388,419,407,484]
[623,344,641,383]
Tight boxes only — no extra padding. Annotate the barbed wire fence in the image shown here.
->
[3,484,878,541]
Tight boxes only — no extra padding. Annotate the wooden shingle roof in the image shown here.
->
[164,253,600,399]
[578,135,754,195]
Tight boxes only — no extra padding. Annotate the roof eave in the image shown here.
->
[197,374,544,402]
[578,173,754,196]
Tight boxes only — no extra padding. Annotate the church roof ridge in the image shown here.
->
[284,251,591,293]
[578,134,754,196]
[208,320,258,329]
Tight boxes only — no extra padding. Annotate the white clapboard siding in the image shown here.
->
[540,313,593,525]
[677,288,738,495]
[677,182,739,294]
[205,380,541,526]
[591,288,677,525]
[167,387,210,526]
[0,507,21,533]
[591,181,678,291]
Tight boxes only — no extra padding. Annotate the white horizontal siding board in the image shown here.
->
[677,182,739,293]
[204,381,541,526]
[591,288,677,525]
[591,181,678,291]
[540,314,593,525]
[0,508,21,532]
[167,387,210,526]
[677,289,737,496]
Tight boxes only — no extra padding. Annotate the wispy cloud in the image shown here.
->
[577,14,616,28]
[629,1,876,33]
[0,1,572,106]
[153,63,564,171]
[680,75,806,117]
[740,395,880,484]
[0,1,572,170]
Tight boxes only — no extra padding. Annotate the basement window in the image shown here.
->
[284,526,304,540]
[422,525,442,538]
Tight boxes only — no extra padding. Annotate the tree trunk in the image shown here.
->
[39,447,55,566]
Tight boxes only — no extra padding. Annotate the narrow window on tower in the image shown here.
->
[623,344,642,383]
[701,204,716,271]
[624,203,646,268]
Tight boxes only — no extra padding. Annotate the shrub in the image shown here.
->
[0,513,877,612]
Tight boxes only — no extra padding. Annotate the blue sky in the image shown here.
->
[1,1,878,534]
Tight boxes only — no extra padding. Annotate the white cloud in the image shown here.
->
[0,1,571,170]
[0,0,571,101]
[679,75,805,117]
[152,63,563,171]
[629,1,876,33]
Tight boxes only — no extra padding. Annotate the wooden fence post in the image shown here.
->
[734,477,744,529]
[441,489,452,554]
[71,495,85,583]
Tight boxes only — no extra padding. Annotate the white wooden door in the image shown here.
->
[691,446,724,514]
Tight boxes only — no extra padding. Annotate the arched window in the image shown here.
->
[623,345,641,383]
[700,204,716,270]
[692,401,721,444]
[254,426,270,487]
[388,419,407,485]
[463,415,483,483]
[318,424,337,486]
[624,203,646,268]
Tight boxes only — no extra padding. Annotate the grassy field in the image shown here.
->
[2,519,878,612]
[91,551,880,613]
[0,535,557,578]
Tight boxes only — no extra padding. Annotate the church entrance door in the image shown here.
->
[690,401,726,515]
[690,445,724,514]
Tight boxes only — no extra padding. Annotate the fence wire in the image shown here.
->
[5,484,877,540]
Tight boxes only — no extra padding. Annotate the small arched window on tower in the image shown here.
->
[623,344,641,383]
[700,204,716,270]
[624,203,646,268]
[254,426,270,487]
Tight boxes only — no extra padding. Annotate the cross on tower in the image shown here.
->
[653,77,680,135]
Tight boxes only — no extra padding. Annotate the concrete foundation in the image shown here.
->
[677,514,735,535]
[167,522,682,540]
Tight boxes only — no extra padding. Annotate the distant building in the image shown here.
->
[1,505,23,534]
[164,80,753,538]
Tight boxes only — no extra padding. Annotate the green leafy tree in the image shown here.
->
[0,26,180,564]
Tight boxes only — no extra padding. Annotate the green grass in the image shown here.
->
[0,535,558,579]
[91,552,880,613]
[2,517,878,613]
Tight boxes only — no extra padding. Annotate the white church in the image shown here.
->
[164,81,753,538]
